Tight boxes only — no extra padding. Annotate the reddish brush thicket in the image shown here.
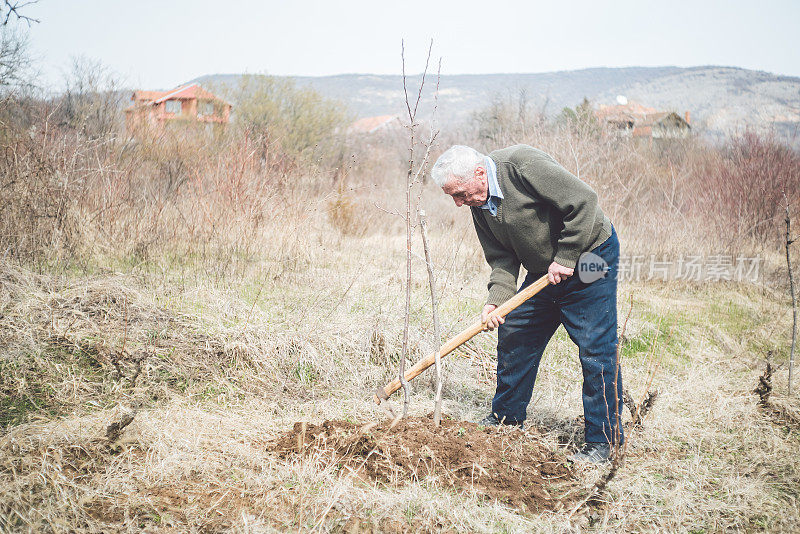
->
[0,124,299,262]
[1,110,798,265]
[692,131,800,243]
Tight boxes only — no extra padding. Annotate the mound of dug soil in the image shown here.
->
[271,417,580,511]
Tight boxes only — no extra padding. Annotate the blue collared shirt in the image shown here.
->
[480,156,504,216]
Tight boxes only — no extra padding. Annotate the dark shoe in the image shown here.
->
[478,413,523,428]
[570,442,613,464]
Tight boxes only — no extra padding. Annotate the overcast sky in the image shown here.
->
[17,0,800,90]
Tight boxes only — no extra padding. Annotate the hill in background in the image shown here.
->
[195,66,800,141]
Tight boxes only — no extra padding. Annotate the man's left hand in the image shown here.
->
[481,304,504,331]
[548,261,574,284]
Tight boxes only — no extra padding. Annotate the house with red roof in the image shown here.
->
[594,101,691,139]
[348,114,402,135]
[124,83,232,134]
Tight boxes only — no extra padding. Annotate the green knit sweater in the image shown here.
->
[472,145,612,306]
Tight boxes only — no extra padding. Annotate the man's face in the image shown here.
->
[442,166,489,207]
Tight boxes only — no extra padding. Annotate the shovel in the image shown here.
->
[374,273,550,405]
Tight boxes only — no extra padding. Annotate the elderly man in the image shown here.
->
[430,144,623,463]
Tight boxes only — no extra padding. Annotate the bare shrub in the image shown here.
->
[0,122,271,262]
[691,130,800,244]
[471,88,546,144]
[56,57,125,139]
[327,187,359,236]
[0,124,89,260]
[0,26,38,143]
[464,109,698,255]
[0,25,31,89]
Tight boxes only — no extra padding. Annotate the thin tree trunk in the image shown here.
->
[420,211,443,426]
[399,131,413,417]
[785,199,797,395]
[397,39,436,418]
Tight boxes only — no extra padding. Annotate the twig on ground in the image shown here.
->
[106,407,136,442]
[755,361,773,406]
[754,360,800,429]
[623,388,659,426]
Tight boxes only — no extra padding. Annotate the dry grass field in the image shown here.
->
[1,89,799,532]
[2,183,799,532]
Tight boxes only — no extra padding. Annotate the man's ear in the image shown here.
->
[474,165,487,182]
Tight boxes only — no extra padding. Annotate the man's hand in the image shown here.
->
[548,261,574,284]
[481,304,504,331]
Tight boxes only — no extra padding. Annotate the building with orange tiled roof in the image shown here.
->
[594,101,691,139]
[348,114,401,134]
[124,83,232,134]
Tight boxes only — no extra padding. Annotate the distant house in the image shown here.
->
[348,114,402,135]
[124,83,231,134]
[594,101,691,139]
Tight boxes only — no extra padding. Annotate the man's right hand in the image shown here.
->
[481,304,504,331]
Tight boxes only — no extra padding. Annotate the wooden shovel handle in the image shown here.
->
[374,274,550,404]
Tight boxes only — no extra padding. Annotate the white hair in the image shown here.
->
[430,145,486,188]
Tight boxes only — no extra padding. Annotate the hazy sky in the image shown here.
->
[17,0,800,90]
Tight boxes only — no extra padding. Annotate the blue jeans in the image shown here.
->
[492,226,624,444]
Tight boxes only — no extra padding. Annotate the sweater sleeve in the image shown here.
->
[517,156,600,268]
[471,208,520,306]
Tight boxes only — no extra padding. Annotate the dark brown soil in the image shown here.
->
[271,416,582,512]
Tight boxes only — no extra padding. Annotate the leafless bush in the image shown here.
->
[0,25,31,89]
[691,130,800,244]
[0,119,297,263]
[326,184,386,238]
[55,56,125,139]
[471,88,547,144]
[0,26,38,141]
[0,123,90,260]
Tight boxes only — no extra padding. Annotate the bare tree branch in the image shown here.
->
[2,0,39,26]
[0,26,32,88]
[413,40,433,119]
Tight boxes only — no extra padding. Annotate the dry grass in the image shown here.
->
[1,118,799,531]
[2,215,799,531]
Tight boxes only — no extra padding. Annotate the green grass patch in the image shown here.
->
[0,389,55,429]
